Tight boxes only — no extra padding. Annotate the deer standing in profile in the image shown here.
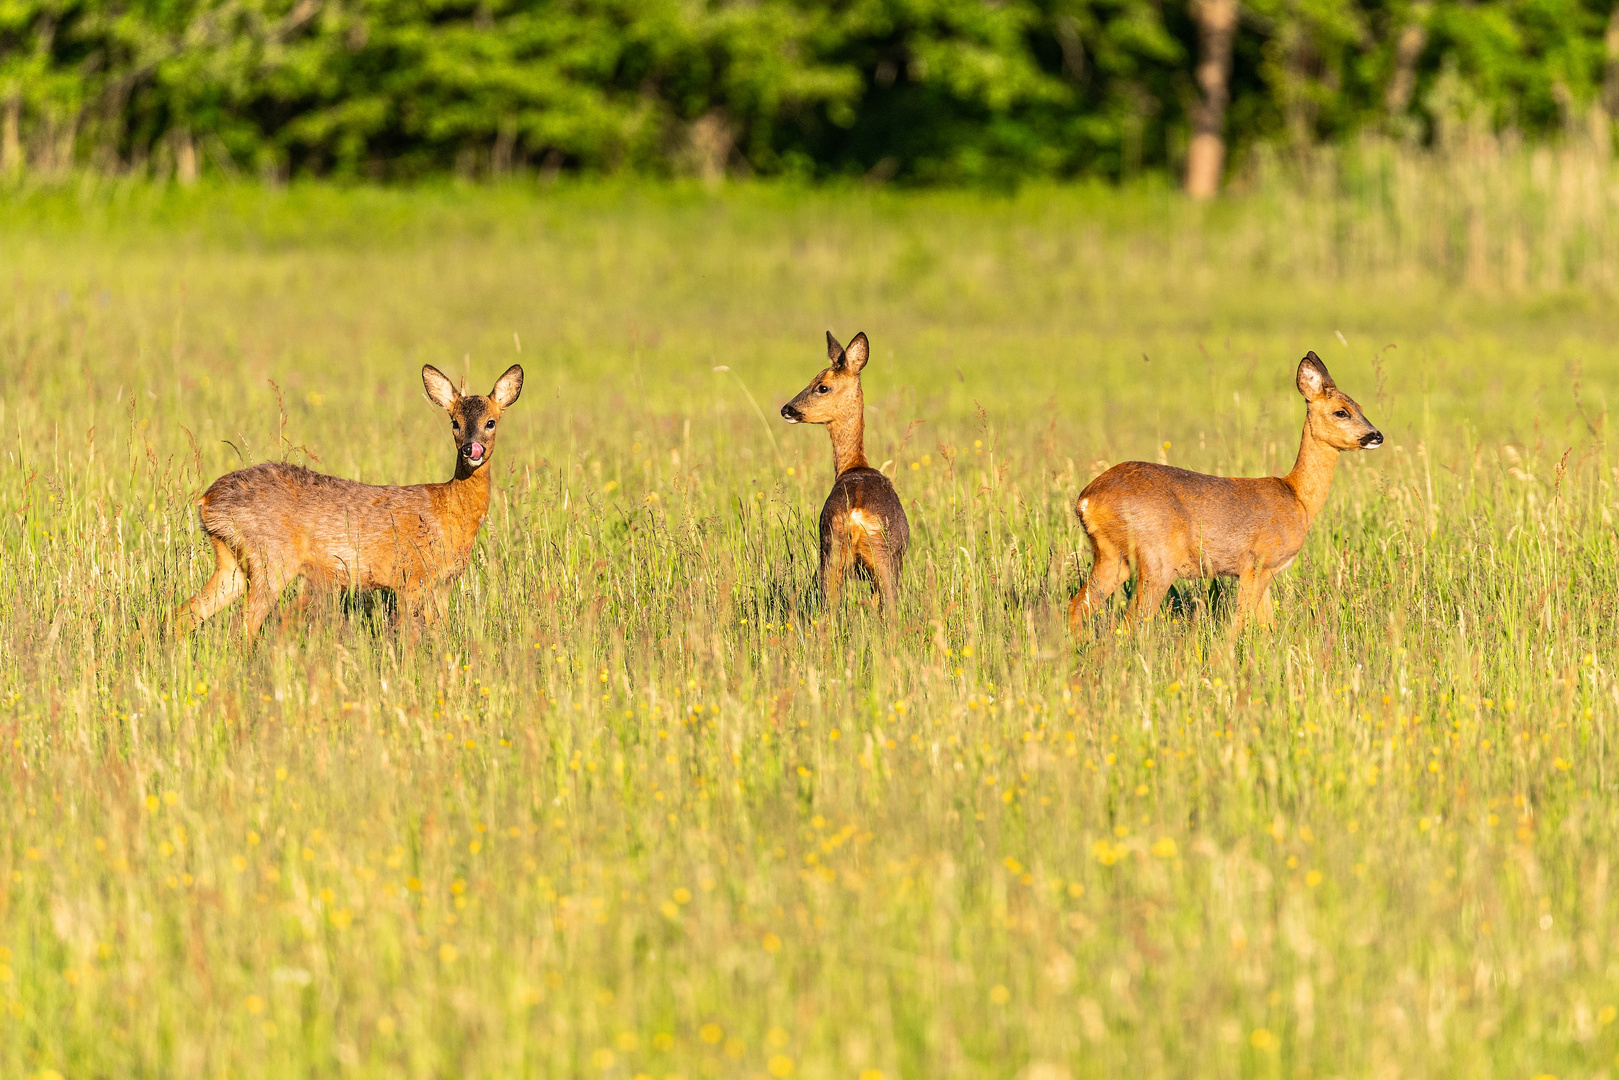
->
[1070,352,1381,636]
[173,364,523,639]
[780,332,910,612]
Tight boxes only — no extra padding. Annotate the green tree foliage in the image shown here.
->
[1,0,1615,183]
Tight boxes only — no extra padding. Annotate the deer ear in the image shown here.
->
[1296,352,1335,401]
[491,364,524,408]
[422,364,459,409]
[842,332,870,374]
[826,330,846,368]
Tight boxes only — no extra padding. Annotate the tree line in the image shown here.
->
[3,0,1619,194]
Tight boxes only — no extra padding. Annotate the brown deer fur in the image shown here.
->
[780,332,910,611]
[175,363,523,639]
[1070,352,1380,635]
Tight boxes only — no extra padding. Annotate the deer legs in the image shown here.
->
[1233,565,1279,632]
[1073,543,1285,637]
[241,578,281,639]
[402,584,450,631]
[820,531,847,610]
[171,540,319,641]
[173,544,308,641]
[1125,566,1173,631]
[820,527,899,615]
[1071,525,1291,637]
[176,546,456,642]
[173,537,247,636]
[869,541,900,613]
[1069,539,1174,636]
[1068,541,1128,637]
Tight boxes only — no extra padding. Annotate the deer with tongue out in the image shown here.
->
[173,363,523,639]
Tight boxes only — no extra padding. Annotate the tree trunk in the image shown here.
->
[688,110,734,188]
[1385,5,1429,115]
[176,128,199,185]
[1186,0,1238,200]
[492,118,515,177]
[1280,20,1320,152]
[39,108,78,175]
[1,92,21,175]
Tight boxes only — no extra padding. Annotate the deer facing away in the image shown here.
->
[781,332,910,611]
[174,364,523,639]
[1070,352,1380,635]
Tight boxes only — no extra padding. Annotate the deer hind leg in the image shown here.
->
[1069,535,1128,637]
[173,536,247,636]
[1124,557,1173,632]
[820,531,848,611]
[238,552,294,641]
[844,517,893,614]
[278,576,320,630]
[865,537,900,615]
[240,579,278,640]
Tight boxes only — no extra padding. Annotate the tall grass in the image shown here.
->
[2,144,1619,1079]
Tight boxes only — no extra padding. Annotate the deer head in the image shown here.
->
[423,363,525,473]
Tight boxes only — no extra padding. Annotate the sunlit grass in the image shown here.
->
[2,172,1618,1079]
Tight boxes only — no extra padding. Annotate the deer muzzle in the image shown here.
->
[465,441,487,464]
[1359,430,1384,449]
[780,404,802,424]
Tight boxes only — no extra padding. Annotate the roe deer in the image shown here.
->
[1070,351,1380,635]
[174,363,523,639]
[780,331,910,612]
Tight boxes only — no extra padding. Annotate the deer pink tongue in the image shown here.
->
[469,442,486,460]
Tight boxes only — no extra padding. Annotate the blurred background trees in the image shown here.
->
[0,0,1616,188]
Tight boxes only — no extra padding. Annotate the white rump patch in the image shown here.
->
[847,509,882,535]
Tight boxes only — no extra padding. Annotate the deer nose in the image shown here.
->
[780,404,801,424]
[1360,430,1383,448]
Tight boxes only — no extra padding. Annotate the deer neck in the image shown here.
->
[444,461,492,539]
[826,398,868,475]
[1283,417,1339,524]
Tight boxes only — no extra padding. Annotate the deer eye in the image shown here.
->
[452,420,460,429]
[816,385,830,394]
[1333,409,1350,419]
[485,419,495,430]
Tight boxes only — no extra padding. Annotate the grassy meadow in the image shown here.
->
[3,152,1619,1079]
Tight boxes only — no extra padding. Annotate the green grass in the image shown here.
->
[2,171,1619,1080]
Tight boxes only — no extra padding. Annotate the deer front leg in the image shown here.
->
[869,541,900,615]
[393,582,432,639]
[820,532,847,612]
[1233,566,1278,633]
[419,585,450,629]
[1254,578,1277,627]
